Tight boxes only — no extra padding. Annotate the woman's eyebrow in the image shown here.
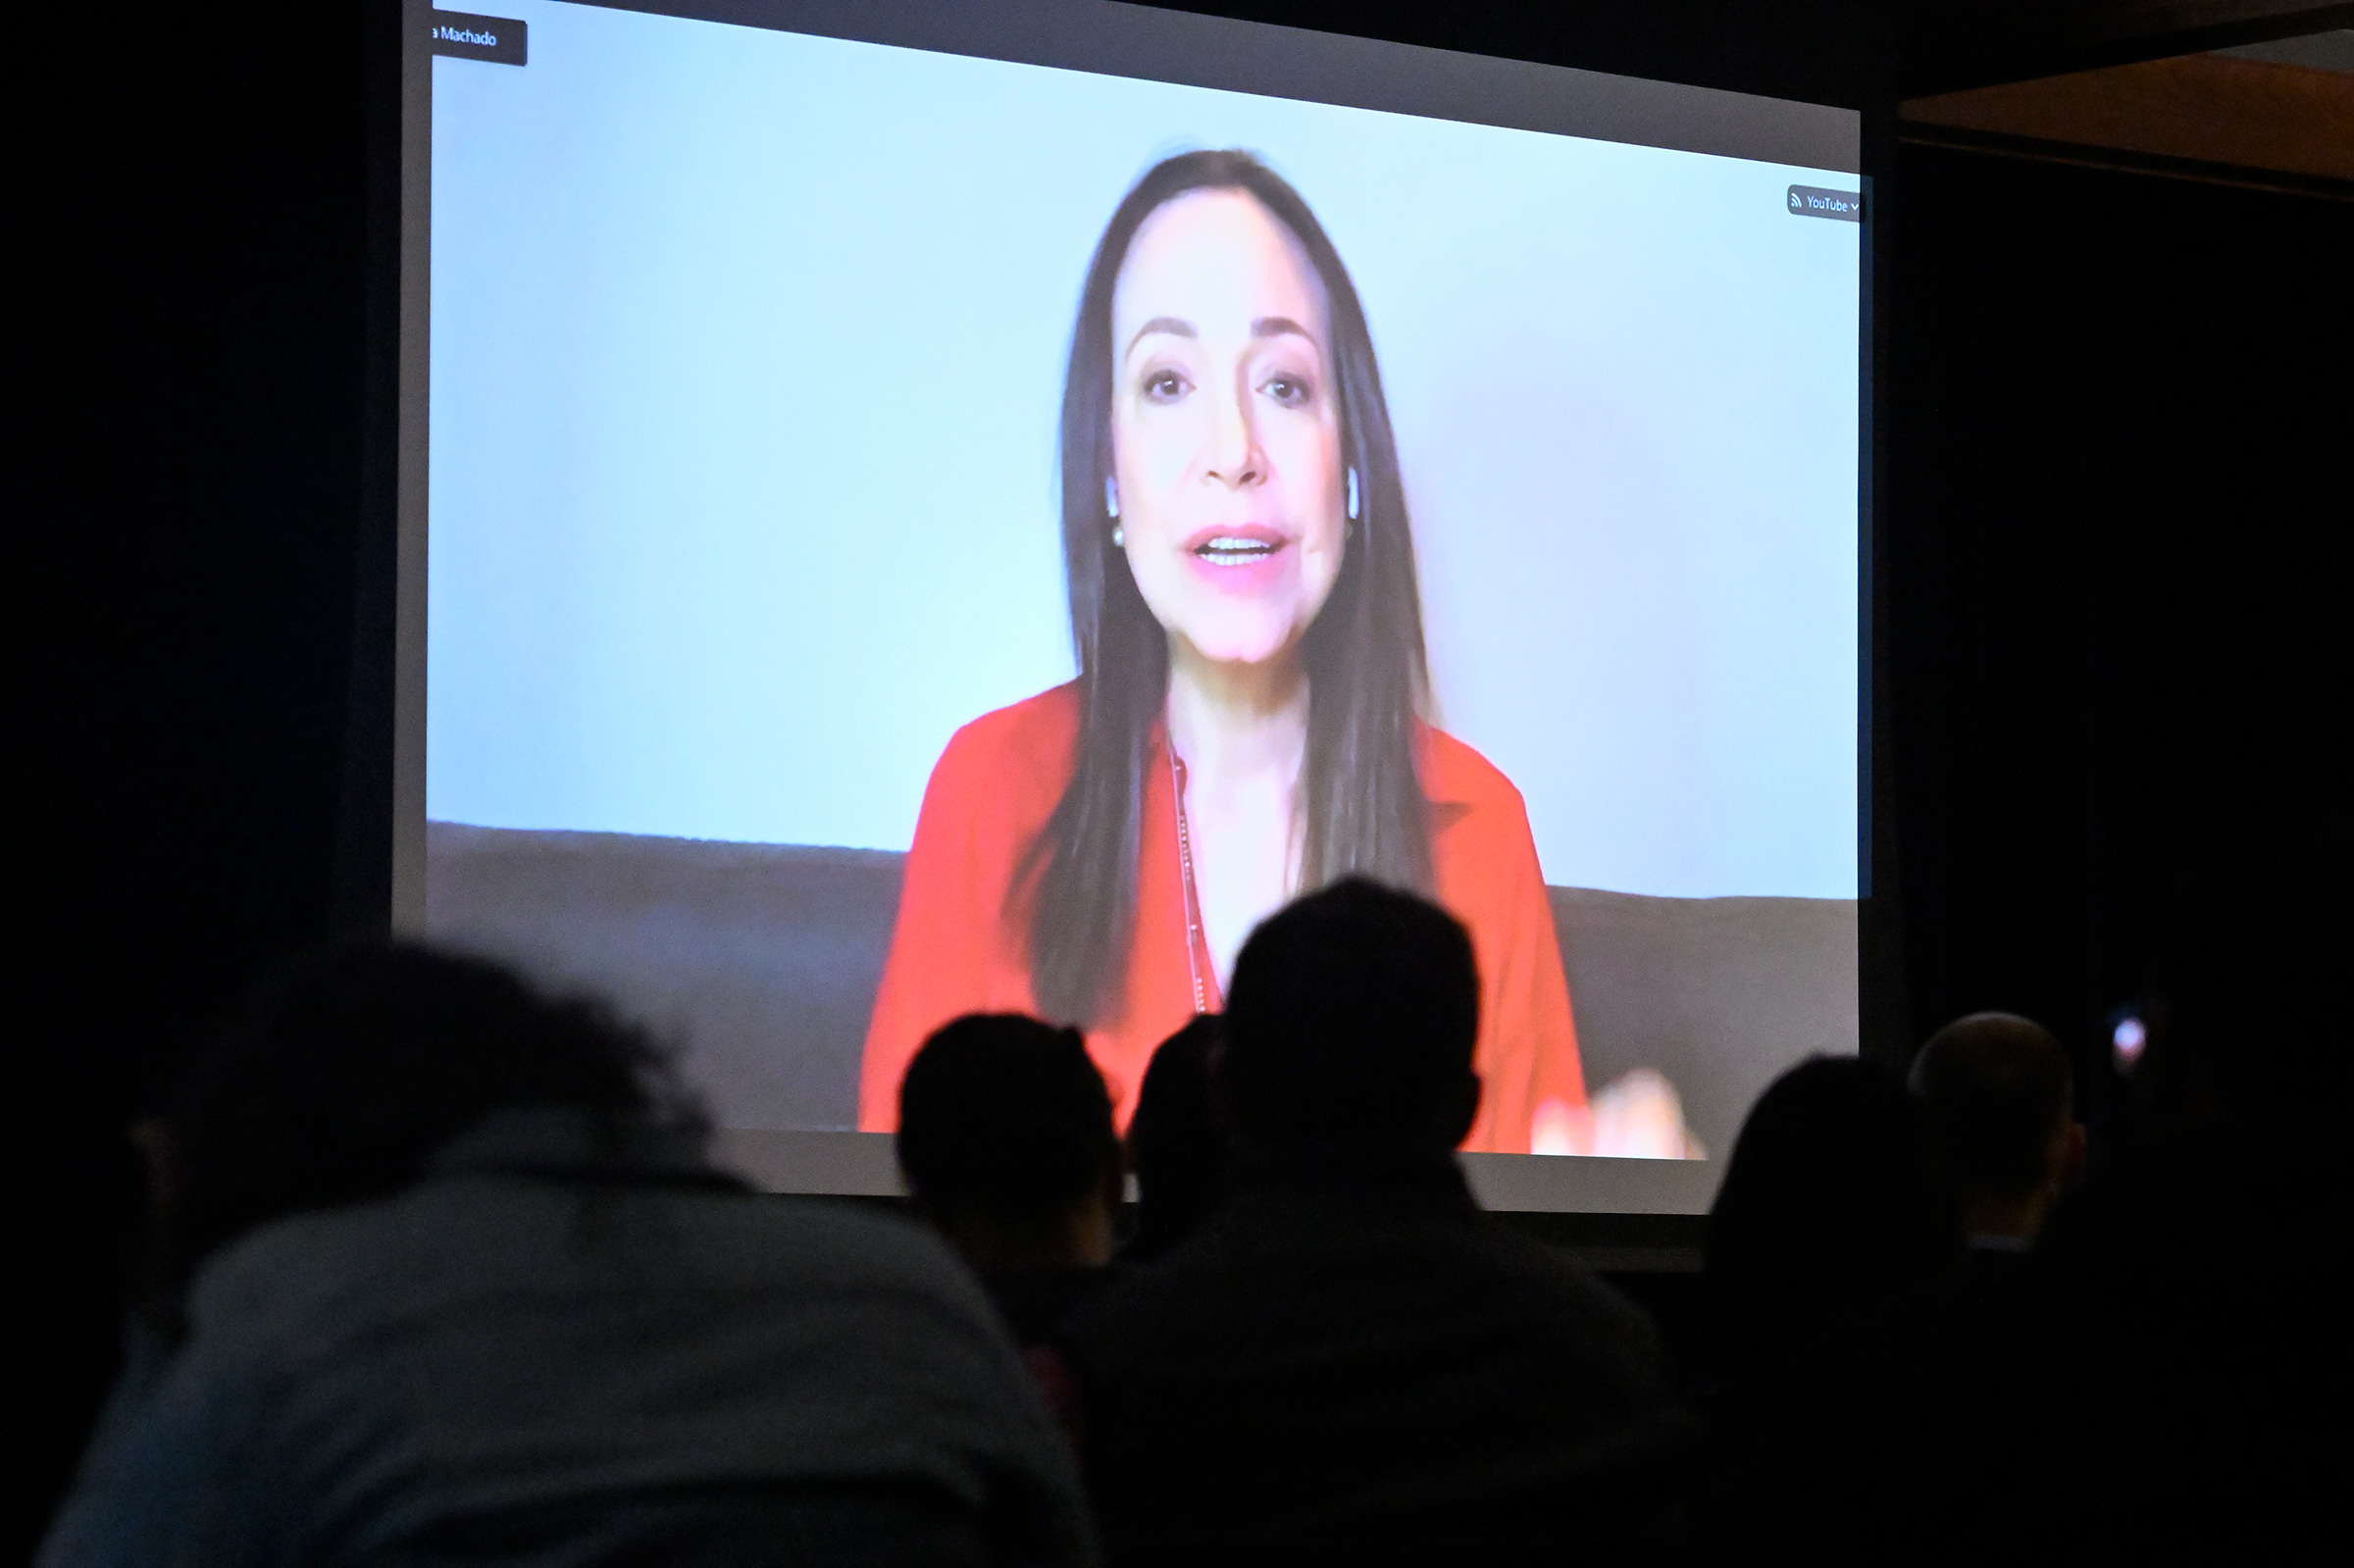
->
[1125,316,1196,357]
[1252,315,1316,343]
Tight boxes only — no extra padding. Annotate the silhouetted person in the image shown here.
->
[898,1014,1125,1346]
[1702,1055,1960,1416]
[1893,1013,2082,1509]
[1059,879,1682,1565]
[1692,1055,1961,1561]
[1910,1013,2084,1256]
[2010,841,2350,1563]
[38,944,1094,1568]
[1119,1014,1233,1264]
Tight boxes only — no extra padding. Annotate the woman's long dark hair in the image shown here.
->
[1021,150,1433,1027]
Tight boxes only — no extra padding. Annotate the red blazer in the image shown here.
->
[858,683,1585,1153]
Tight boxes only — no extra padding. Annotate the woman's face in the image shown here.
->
[1109,189,1347,669]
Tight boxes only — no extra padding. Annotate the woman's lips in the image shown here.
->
[1183,522,1288,561]
[1194,534,1284,565]
[1179,522,1294,591]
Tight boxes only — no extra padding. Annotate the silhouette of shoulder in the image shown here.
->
[71,1163,1089,1566]
[1058,1175,1671,1561]
[1068,1184,1657,1388]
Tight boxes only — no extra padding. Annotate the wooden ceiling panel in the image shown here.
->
[1902,49,2354,186]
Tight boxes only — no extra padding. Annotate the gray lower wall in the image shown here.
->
[426,822,1855,1159]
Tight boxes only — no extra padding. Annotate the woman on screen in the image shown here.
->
[858,150,1585,1154]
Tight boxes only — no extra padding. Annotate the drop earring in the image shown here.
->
[1104,476,1120,519]
[1111,526,1124,548]
[1346,466,1360,524]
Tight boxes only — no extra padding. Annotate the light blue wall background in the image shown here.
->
[428,0,1861,899]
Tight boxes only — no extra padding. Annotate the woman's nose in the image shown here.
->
[1203,376,1263,489]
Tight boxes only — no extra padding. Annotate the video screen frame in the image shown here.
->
[388,0,1877,1214]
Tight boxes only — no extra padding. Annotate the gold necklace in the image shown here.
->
[1169,743,1208,1015]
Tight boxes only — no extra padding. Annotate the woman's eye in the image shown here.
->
[1142,369,1189,404]
[1261,374,1312,408]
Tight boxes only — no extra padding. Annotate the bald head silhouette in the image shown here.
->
[1910,1013,2082,1242]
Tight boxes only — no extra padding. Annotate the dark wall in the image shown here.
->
[16,8,382,1552]
[13,0,2348,1553]
[1883,141,2353,1078]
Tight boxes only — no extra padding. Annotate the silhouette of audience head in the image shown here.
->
[156,941,681,1290]
[1707,1056,1959,1402]
[1123,1014,1233,1261]
[1910,1013,2082,1244]
[897,1013,1122,1275]
[1220,876,1481,1160]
